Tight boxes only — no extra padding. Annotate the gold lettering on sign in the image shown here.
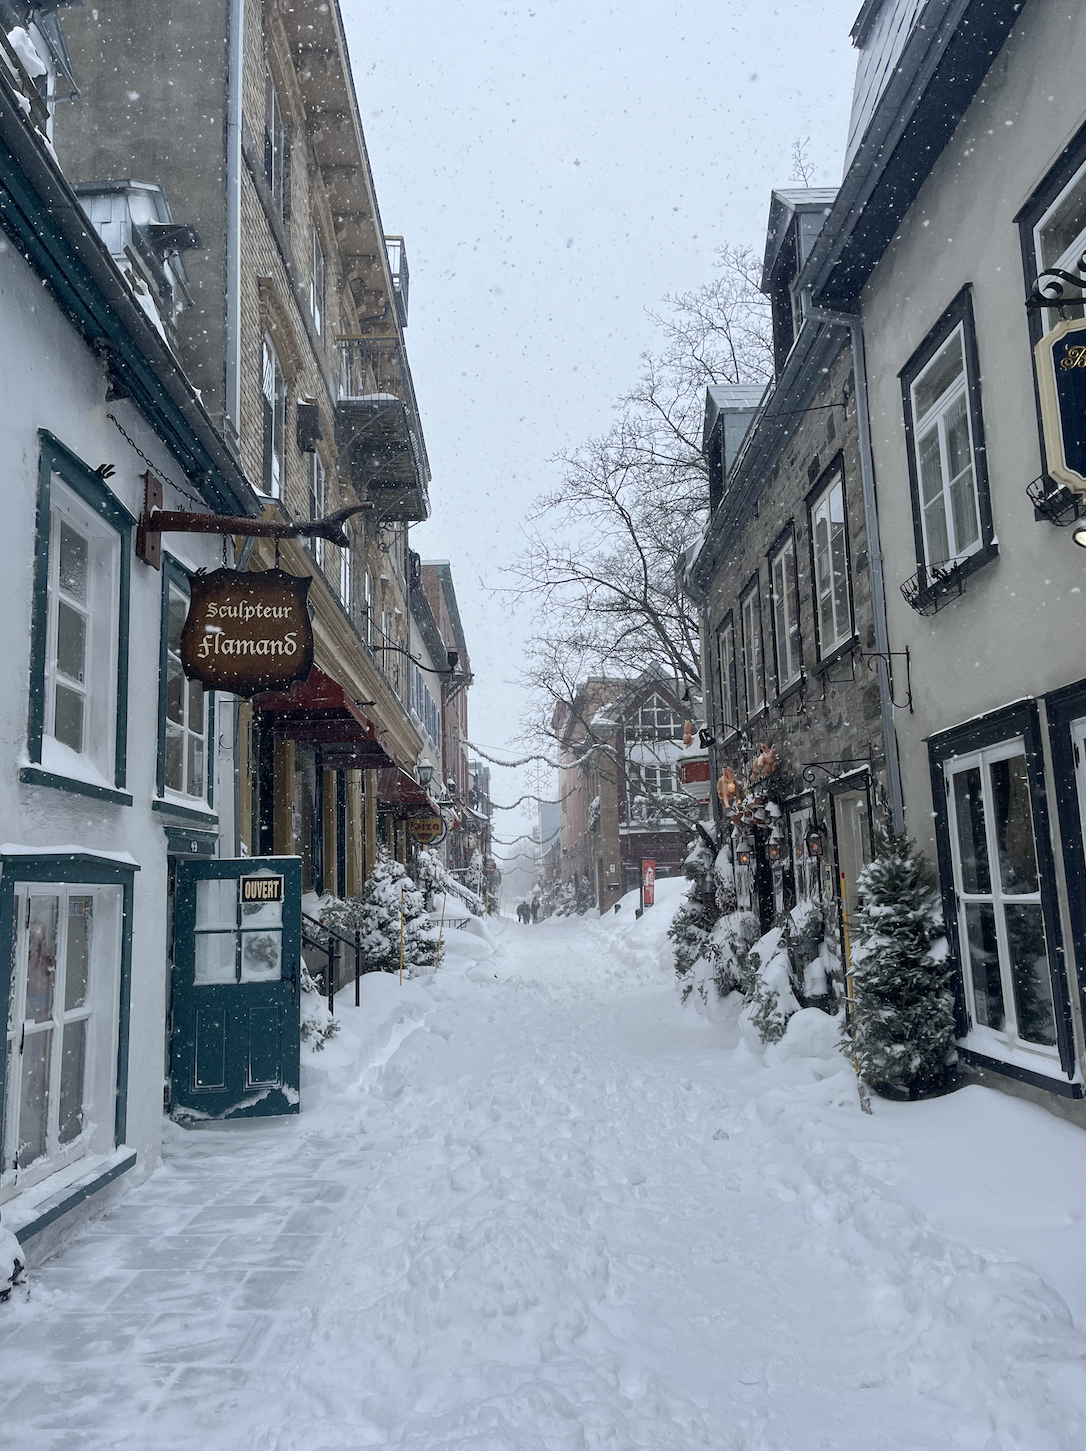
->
[180,567,314,696]
[1060,345,1086,369]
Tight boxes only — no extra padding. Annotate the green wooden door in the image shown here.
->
[170,857,301,1122]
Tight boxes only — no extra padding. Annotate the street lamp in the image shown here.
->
[417,757,434,787]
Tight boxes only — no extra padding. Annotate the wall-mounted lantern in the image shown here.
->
[417,758,434,787]
[735,840,753,869]
[806,826,824,859]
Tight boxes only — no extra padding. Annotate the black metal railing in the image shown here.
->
[301,912,365,1013]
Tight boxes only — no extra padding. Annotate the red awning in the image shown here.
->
[377,766,440,814]
[253,666,394,771]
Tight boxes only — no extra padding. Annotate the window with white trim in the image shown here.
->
[264,66,289,222]
[716,616,738,736]
[740,580,765,718]
[809,471,852,658]
[43,479,121,783]
[163,580,207,803]
[1033,155,1086,327]
[769,531,801,691]
[364,572,374,647]
[946,740,1058,1054]
[310,225,325,335]
[340,539,352,615]
[261,336,286,499]
[3,881,123,1195]
[308,453,325,568]
[626,693,684,742]
[909,326,981,570]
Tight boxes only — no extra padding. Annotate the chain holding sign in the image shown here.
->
[180,567,314,697]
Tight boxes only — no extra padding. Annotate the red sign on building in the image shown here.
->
[642,859,656,907]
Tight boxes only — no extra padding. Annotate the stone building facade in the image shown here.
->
[688,189,898,948]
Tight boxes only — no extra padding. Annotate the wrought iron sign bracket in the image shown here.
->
[1026,269,1086,311]
[135,471,371,569]
[857,646,913,714]
[801,757,873,786]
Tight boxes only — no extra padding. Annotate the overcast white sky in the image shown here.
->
[341,0,863,889]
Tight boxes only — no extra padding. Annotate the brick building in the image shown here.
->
[56,0,436,891]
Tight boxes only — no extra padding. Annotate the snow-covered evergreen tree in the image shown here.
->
[848,833,955,1098]
[415,848,484,917]
[670,836,720,1000]
[322,851,442,978]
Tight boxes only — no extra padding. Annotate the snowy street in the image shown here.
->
[4,890,1086,1450]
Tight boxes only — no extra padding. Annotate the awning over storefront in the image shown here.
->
[377,766,440,815]
[253,666,394,771]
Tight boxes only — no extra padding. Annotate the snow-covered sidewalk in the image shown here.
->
[4,890,1086,1449]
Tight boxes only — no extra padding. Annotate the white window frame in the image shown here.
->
[308,453,325,569]
[909,324,982,572]
[364,572,374,647]
[340,537,352,615]
[2,882,123,1199]
[627,693,684,743]
[1033,154,1086,329]
[42,480,121,785]
[946,737,1059,1064]
[809,470,852,659]
[163,580,209,805]
[264,65,288,221]
[740,580,765,719]
[769,531,801,692]
[716,616,738,737]
[262,335,286,499]
[310,225,325,335]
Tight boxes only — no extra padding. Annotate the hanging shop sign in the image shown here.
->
[180,568,314,696]
[408,813,447,845]
[641,859,656,907]
[1035,316,1086,493]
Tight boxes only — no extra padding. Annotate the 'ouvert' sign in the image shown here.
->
[180,567,314,696]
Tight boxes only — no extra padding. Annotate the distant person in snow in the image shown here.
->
[517,901,529,924]
[531,898,540,924]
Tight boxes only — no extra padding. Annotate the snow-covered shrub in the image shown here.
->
[0,1225,25,1304]
[414,848,484,917]
[740,924,802,1044]
[299,965,341,1050]
[322,851,442,978]
[848,833,955,1098]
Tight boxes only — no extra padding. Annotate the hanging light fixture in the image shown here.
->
[806,826,824,859]
[417,757,434,787]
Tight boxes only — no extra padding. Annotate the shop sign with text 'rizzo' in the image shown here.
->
[1036,316,1086,492]
[180,568,314,696]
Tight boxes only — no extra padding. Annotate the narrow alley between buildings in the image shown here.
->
[3,890,1086,1451]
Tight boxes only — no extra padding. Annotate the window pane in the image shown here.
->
[830,514,850,639]
[918,426,945,507]
[58,1016,88,1146]
[16,1029,51,1168]
[166,655,184,725]
[240,930,282,982]
[945,395,979,553]
[165,723,183,792]
[168,592,187,655]
[58,521,88,604]
[54,683,84,753]
[1005,904,1056,1047]
[1039,167,1086,268]
[196,878,236,930]
[26,896,58,1023]
[188,732,205,800]
[64,895,93,1011]
[914,332,964,420]
[56,601,87,683]
[964,902,1004,1031]
[989,754,1038,894]
[187,679,204,733]
[194,931,237,985]
[952,765,991,894]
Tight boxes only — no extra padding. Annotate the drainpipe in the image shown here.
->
[802,292,905,835]
[225,0,244,449]
[699,600,724,843]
